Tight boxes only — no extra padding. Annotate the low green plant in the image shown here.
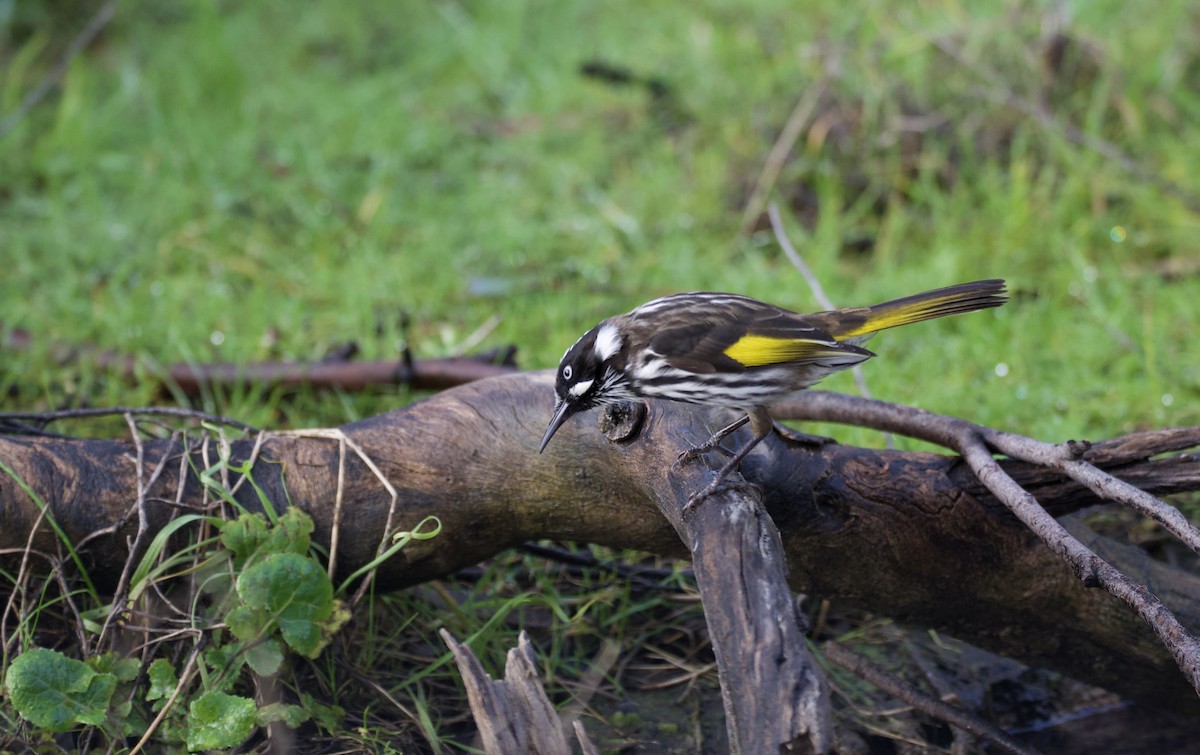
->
[2,459,430,752]
[5,648,131,732]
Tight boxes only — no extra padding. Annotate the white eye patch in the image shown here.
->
[563,365,573,380]
[593,323,622,362]
[568,379,594,398]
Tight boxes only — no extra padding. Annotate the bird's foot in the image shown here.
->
[676,438,735,466]
[675,415,749,466]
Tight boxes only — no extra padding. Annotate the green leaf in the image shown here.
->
[301,693,345,735]
[88,652,140,682]
[117,702,147,737]
[226,604,269,643]
[244,639,284,676]
[5,648,117,732]
[185,691,257,751]
[146,658,179,703]
[112,696,133,719]
[325,600,352,638]
[236,552,333,657]
[256,701,309,728]
[202,645,245,693]
[219,513,269,561]
[262,507,313,555]
[277,619,321,656]
[79,605,108,636]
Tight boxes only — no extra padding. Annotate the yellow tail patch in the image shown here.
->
[837,299,959,339]
[723,334,839,367]
[835,280,1007,340]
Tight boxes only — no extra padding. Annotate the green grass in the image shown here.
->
[2,0,1199,749]
[3,0,1197,437]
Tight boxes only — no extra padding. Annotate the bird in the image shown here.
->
[539,279,1008,507]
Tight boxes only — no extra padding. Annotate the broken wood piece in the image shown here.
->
[441,629,582,755]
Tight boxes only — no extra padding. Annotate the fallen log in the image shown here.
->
[1,372,1197,724]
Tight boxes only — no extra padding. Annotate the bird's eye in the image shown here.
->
[562,365,573,380]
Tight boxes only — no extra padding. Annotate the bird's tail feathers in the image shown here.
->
[830,279,1007,341]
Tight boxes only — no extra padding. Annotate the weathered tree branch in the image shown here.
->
[626,407,832,752]
[772,392,1200,694]
[3,325,517,397]
[1,373,1198,723]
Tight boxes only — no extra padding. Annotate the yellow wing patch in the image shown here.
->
[723,334,839,367]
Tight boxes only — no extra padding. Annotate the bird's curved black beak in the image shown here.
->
[539,399,576,453]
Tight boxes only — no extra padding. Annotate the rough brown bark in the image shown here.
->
[441,630,579,755]
[0,373,1197,717]
[613,403,832,752]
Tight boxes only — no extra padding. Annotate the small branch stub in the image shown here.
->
[599,401,646,444]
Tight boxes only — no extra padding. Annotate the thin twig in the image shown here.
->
[0,406,258,434]
[51,557,91,655]
[772,391,1200,694]
[95,415,157,649]
[227,430,268,498]
[91,420,183,646]
[0,1,118,140]
[768,391,1200,691]
[769,203,836,311]
[774,392,1200,459]
[76,430,181,552]
[129,634,206,755]
[214,425,232,497]
[898,632,974,755]
[0,509,51,662]
[983,429,1200,554]
[327,436,347,582]
[956,432,1200,694]
[518,541,694,588]
[823,641,1039,755]
[739,79,829,235]
[269,428,400,609]
[559,638,622,735]
[451,314,503,357]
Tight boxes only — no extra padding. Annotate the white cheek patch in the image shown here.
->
[568,379,594,398]
[593,323,622,362]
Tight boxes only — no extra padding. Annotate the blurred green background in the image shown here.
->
[2,0,1198,441]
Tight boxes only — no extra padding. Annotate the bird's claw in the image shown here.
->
[676,441,734,465]
[683,483,720,511]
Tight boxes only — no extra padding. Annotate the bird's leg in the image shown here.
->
[684,407,774,510]
[677,414,750,463]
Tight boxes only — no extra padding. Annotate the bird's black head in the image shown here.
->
[539,320,628,452]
